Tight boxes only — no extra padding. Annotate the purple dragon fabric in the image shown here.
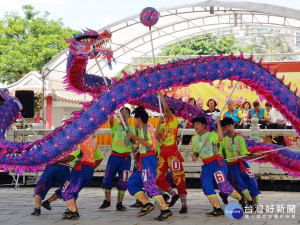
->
[0,30,299,177]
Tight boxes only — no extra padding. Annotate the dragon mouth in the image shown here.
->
[93,38,111,51]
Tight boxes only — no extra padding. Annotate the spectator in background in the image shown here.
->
[267,107,287,146]
[268,108,287,129]
[242,101,251,128]
[223,100,244,128]
[247,101,268,129]
[181,98,196,145]
[205,98,220,114]
[196,100,204,110]
[188,98,196,106]
[265,103,272,118]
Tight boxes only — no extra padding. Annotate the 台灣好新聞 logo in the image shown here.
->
[225,202,243,219]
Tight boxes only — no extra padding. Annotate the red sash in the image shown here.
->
[138,151,156,171]
[161,144,178,151]
[226,159,246,172]
[161,144,184,162]
[111,151,131,161]
[202,155,223,167]
[75,162,94,171]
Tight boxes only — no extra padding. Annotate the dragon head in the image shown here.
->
[66,29,114,67]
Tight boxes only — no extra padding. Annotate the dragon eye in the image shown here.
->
[76,35,98,42]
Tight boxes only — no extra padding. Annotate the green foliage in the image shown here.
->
[159,34,241,57]
[243,34,293,61]
[158,32,293,63]
[0,5,78,84]
[246,34,293,54]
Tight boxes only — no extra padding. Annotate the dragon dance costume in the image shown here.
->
[220,134,261,207]
[127,124,172,221]
[31,163,70,215]
[62,136,103,220]
[156,114,187,212]
[192,131,244,216]
[100,122,134,211]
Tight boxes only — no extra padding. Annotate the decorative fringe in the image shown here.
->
[247,140,300,177]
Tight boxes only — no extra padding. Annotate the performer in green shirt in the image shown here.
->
[220,117,262,209]
[99,107,135,211]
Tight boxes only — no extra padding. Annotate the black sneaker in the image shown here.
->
[154,209,173,221]
[99,200,111,209]
[137,202,155,217]
[206,207,224,217]
[130,200,142,208]
[248,201,254,208]
[219,192,229,205]
[116,202,127,211]
[168,194,179,207]
[31,208,41,216]
[42,200,51,210]
[62,209,70,217]
[239,198,247,211]
[62,211,80,220]
[163,193,170,203]
[179,207,187,214]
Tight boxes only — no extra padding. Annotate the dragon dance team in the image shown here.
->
[31,92,262,221]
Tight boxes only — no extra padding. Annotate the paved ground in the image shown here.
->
[0,188,299,225]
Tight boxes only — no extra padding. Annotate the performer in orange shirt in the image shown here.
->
[56,136,103,220]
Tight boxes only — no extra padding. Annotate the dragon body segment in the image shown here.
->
[0,30,299,177]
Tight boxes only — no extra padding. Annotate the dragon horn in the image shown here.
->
[279,75,285,83]
[239,52,244,59]
[249,54,254,61]
[258,58,262,65]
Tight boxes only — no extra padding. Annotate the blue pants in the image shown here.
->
[62,165,94,201]
[201,159,235,196]
[127,155,162,198]
[102,155,131,191]
[34,165,70,199]
[227,161,261,197]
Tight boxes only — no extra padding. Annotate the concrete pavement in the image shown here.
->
[0,188,299,225]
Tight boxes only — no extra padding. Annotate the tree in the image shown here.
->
[159,34,241,57]
[0,5,78,84]
[243,33,294,61]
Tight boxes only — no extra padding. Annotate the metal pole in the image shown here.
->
[114,115,120,123]
[92,46,109,87]
[119,107,136,161]
[22,117,25,143]
[197,81,240,155]
[158,95,162,116]
[149,27,163,116]
[178,121,188,151]
[149,27,156,66]
[22,117,40,139]
[225,145,300,161]
[219,81,240,115]
[247,155,268,163]
[119,108,128,131]
[42,67,45,130]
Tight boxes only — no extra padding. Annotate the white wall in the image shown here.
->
[51,101,82,128]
